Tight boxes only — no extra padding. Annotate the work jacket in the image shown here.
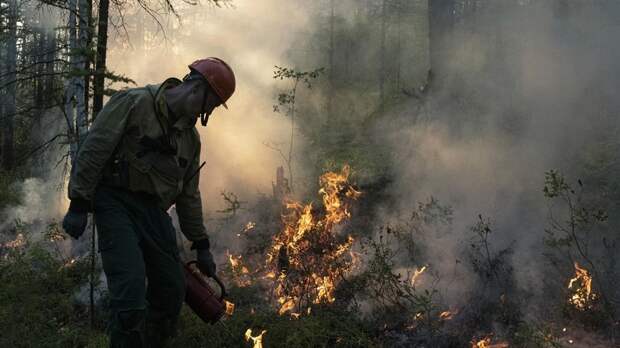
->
[68,78,208,242]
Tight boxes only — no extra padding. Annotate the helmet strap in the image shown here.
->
[200,112,210,126]
[199,80,210,127]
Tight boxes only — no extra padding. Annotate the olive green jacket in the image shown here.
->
[68,78,208,242]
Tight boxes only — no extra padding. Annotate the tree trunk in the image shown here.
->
[379,0,386,111]
[76,0,91,144]
[327,0,334,118]
[44,30,57,99]
[395,1,402,90]
[34,30,45,111]
[554,0,570,18]
[31,29,46,176]
[3,0,18,171]
[84,0,93,119]
[92,0,110,118]
[0,1,5,167]
[428,0,455,82]
[90,0,109,330]
[65,0,77,163]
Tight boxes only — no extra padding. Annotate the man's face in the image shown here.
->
[183,80,222,120]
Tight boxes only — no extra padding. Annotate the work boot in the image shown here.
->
[146,310,178,348]
[110,309,146,348]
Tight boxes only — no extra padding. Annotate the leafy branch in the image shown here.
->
[271,66,324,192]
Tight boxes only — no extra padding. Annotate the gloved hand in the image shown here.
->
[196,248,216,277]
[62,210,88,239]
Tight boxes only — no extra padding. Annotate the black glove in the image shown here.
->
[62,210,88,239]
[193,239,216,277]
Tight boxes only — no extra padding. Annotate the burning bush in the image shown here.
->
[265,165,361,316]
[568,262,598,311]
[543,170,616,329]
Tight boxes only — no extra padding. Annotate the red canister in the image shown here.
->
[184,261,228,324]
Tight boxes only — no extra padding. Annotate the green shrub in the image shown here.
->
[0,171,20,210]
[0,242,105,347]
[170,284,377,348]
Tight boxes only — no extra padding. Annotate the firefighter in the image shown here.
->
[61,57,236,347]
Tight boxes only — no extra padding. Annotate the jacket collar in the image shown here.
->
[150,78,198,131]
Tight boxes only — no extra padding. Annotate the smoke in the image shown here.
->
[373,1,620,314]
[106,0,314,213]
[0,107,69,240]
[0,177,64,233]
[4,0,619,333]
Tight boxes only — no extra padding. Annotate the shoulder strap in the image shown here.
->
[146,86,170,139]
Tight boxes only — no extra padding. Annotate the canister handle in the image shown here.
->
[187,261,227,301]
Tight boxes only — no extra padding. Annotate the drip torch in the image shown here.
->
[184,261,228,324]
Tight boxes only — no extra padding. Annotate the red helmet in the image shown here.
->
[188,57,236,109]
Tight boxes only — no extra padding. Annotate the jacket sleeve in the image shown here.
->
[176,136,209,243]
[67,91,135,212]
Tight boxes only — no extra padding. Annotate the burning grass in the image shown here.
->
[2,167,619,347]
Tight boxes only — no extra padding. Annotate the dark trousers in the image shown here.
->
[94,186,185,348]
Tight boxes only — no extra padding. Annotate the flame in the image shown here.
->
[243,221,256,232]
[439,309,457,320]
[567,262,597,310]
[471,336,509,348]
[278,298,296,315]
[266,165,361,315]
[227,251,252,287]
[349,250,362,271]
[228,253,250,274]
[410,266,427,286]
[313,274,335,303]
[244,329,267,348]
[318,165,361,225]
[225,301,235,316]
[61,258,77,269]
[3,233,26,249]
[473,338,491,348]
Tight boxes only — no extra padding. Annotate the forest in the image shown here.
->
[1,0,620,347]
